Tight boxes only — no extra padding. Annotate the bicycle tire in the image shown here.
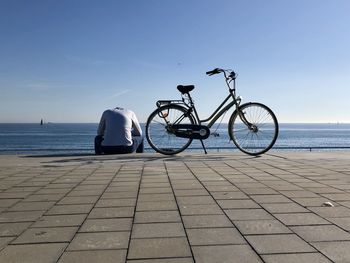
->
[146,104,196,155]
[228,102,279,155]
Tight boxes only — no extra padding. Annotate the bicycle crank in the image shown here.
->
[170,124,210,140]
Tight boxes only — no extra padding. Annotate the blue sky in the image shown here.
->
[0,0,349,123]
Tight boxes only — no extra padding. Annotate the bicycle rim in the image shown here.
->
[146,105,195,155]
[229,102,278,155]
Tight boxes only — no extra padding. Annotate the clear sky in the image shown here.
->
[1,0,349,123]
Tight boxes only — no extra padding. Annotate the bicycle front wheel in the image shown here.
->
[229,102,278,155]
[146,104,195,155]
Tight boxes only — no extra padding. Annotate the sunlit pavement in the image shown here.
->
[0,152,350,262]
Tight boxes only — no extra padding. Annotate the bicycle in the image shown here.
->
[145,68,279,155]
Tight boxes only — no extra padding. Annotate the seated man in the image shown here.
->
[95,107,143,154]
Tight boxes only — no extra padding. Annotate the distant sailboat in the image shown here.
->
[40,119,43,125]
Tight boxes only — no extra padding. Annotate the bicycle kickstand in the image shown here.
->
[200,140,207,154]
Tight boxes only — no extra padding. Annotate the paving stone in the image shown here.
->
[187,227,246,245]
[292,197,333,207]
[211,191,249,200]
[225,209,273,221]
[137,193,175,202]
[139,187,173,194]
[137,201,178,211]
[58,196,99,205]
[95,198,136,207]
[291,225,350,242]
[217,199,260,209]
[132,223,185,238]
[24,194,65,202]
[0,222,31,236]
[327,217,350,231]
[101,191,137,199]
[32,214,87,227]
[246,234,315,254]
[134,211,181,223]
[68,232,130,250]
[88,207,134,218]
[127,258,194,263]
[80,218,132,232]
[12,226,78,244]
[0,199,21,207]
[234,219,292,235]
[250,194,291,204]
[262,253,332,263]
[261,202,309,213]
[192,244,262,263]
[177,196,215,205]
[309,206,350,218]
[312,241,350,262]
[58,250,127,263]
[173,189,209,196]
[0,243,67,263]
[182,215,233,228]
[0,211,44,223]
[281,191,319,198]
[46,204,93,215]
[179,204,223,215]
[274,213,329,226]
[0,236,14,249]
[128,237,191,259]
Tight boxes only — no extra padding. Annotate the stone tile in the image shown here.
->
[291,225,350,242]
[292,197,333,207]
[134,211,181,223]
[262,253,332,263]
[179,204,223,215]
[132,223,185,238]
[32,214,87,227]
[12,226,78,244]
[211,191,249,200]
[241,188,279,195]
[0,237,14,249]
[139,187,173,194]
[281,191,319,198]
[58,196,99,205]
[137,201,177,211]
[328,217,350,231]
[225,209,273,221]
[246,234,315,254]
[182,215,233,228]
[261,203,309,213]
[128,237,191,259]
[46,204,93,215]
[234,219,292,235]
[274,213,329,226]
[24,194,65,202]
[312,241,350,262]
[0,243,67,263]
[321,193,350,201]
[217,199,260,209]
[95,198,136,207]
[137,193,175,202]
[0,199,21,207]
[187,227,246,245]
[205,185,238,192]
[0,222,31,236]
[192,244,261,263]
[68,232,129,250]
[174,189,209,196]
[88,207,134,218]
[7,201,55,211]
[250,194,291,204]
[127,259,194,263]
[309,206,350,218]
[0,211,44,223]
[101,191,137,199]
[80,218,132,232]
[58,250,127,263]
[177,196,215,205]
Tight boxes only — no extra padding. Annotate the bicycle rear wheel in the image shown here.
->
[229,102,278,155]
[146,104,195,155]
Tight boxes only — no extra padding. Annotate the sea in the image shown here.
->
[0,123,350,156]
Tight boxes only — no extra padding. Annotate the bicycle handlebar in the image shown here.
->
[206,68,222,76]
[206,68,237,80]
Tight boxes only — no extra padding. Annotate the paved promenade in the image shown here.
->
[1,152,350,262]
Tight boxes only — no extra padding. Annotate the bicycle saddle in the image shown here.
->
[177,85,195,94]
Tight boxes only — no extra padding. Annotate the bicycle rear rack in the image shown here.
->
[156,100,184,108]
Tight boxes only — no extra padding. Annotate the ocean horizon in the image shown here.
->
[0,123,350,155]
